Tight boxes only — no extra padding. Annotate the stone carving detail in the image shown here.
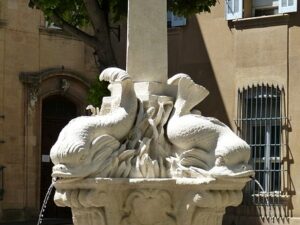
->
[177,190,243,225]
[54,189,108,208]
[51,68,138,180]
[60,78,70,92]
[49,1,255,224]
[50,68,253,183]
[122,189,176,225]
[72,208,107,225]
[28,84,39,109]
[166,74,253,180]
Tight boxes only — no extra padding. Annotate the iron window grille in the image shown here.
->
[236,84,288,205]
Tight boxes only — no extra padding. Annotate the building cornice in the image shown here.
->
[229,14,290,30]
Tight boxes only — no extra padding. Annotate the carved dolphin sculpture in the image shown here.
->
[167,74,251,176]
[50,68,137,181]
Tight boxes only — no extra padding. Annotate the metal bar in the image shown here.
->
[241,88,244,139]
[245,87,249,142]
[279,86,282,205]
[266,85,271,206]
[245,86,252,202]
[273,86,277,204]
[258,84,263,204]
[254,85,258,201]
[270,85,274,205]
[237,89,241,135]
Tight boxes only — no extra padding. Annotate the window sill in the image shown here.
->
[251,192,290,204]
[230,14,290,29]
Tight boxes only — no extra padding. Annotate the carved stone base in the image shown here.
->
[54,178,247,225]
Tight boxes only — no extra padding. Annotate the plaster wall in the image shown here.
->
[167,0,300,223]
[0,0,97,221]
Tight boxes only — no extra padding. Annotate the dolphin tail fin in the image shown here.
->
[168,74,209,113]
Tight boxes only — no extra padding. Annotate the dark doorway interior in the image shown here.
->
[40,95,78,219]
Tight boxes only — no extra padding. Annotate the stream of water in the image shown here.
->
[37,183,54,225]
[250,176,270,205]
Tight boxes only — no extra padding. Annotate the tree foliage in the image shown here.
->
[28,0,216,106]
[30,0,216,27]
[29,0,216,70]
[87,79,110,107]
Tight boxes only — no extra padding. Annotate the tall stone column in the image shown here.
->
[126,0,168,84]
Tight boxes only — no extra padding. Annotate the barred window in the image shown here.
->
[236,84,287,205]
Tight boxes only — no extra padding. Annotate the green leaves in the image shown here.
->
[168,0,217,16]
[87,78,110,107]
[29,0,217,27]
[30,0,90,27]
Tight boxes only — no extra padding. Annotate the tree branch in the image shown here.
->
[82,0,117,69]
[51,11,99,49]
[82,0,109,37]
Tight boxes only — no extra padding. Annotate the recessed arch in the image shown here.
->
[40,95,77,219]
[19,68,91,216]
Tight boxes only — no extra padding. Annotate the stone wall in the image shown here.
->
[167,1,300,224]
[0,0,101,221]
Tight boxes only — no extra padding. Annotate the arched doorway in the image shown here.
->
[40,95,78,219]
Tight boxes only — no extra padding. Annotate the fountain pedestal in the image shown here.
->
[54,178,248,225]
[49,0,254,224]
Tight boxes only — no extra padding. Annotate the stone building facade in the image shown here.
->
[167,0,299,224]
[0,0,125,221]
[0,0,300,224]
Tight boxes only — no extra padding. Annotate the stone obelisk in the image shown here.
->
[126,0,168,84]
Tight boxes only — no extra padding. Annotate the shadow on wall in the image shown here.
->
[168,14,296,225]
[289,2,300,27]
[168,15,230,126]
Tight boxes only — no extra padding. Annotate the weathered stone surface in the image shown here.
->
[49,1,253,224]
[126,0,167,83]
[54,178,246,225]
[51,68,253,225]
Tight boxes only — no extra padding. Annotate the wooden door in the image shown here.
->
[40,95,77,219]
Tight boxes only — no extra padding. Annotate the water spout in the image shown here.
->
[37,183,54,225]
[250,176,269,205]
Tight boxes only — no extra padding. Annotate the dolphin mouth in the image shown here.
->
[52,163,92,183]
[209,165,255,182]
[53,176,83,184]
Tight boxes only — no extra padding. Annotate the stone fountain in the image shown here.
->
[50,0,254,225]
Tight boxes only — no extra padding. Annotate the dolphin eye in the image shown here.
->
[79,154,87,161]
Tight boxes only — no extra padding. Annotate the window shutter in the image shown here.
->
[171,13,187,27]
[279,0,297,13]
[225,0,243,20]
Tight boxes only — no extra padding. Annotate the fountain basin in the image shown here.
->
[53,178,250,225]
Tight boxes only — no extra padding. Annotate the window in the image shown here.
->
[167,11,187,28]
[236,85,286,205]
[225,0,297,20]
